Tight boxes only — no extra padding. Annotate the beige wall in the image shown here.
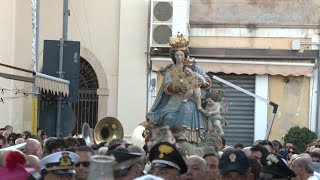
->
[0,0,33,130]
[190,0,320,25]
[118,0,148,141]
[38,0,121,118]
[12,1,33,131]
[268,75,310,140]
[0,0,15,128]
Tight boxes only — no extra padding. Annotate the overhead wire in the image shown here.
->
[0,87,33,103]
[82,0,93,50]
[69,0,85,44]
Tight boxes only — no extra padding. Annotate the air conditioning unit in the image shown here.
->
[150,0,190,47]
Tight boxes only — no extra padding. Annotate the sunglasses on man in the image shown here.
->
[75,161,91,168]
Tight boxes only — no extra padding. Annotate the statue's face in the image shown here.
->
[206,98,215,105]
[175,51,185,63]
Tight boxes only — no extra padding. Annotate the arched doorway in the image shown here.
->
[72,57,99,134]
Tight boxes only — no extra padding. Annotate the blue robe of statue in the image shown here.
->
[146,63,209,144]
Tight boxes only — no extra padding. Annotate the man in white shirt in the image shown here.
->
[291,156,317,180]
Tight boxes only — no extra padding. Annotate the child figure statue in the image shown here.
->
[179,65,209,113]
[205,90,228,135]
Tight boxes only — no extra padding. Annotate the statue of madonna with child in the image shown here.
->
[146,33,213,146]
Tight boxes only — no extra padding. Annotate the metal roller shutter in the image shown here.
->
[209,73,255,147]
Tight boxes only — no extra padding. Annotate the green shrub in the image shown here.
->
[283,126,317,153]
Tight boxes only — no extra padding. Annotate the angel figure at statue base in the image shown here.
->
[205,90,228,136]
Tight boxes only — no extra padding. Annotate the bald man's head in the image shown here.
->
[15,138,25,145]
[26,155,40,172]
[312,148,320,154]
[25,138,42,159]
[188,155,207,165]
[182,155,207,180]
[297,153,312,162]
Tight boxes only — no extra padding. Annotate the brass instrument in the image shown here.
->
[94,117,124,144]
[82,122,94,145]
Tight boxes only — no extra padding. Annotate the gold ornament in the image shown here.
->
[169,33,190,51]
[183,56,197,67]
[59,152,72,166]
[158,144,174,159]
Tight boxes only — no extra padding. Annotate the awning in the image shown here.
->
[0,62,70,96]
[34,72,70,96]
[151,58,315,77]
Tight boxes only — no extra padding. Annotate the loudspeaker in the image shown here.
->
[42,40,80,102]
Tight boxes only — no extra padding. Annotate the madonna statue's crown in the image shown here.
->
[169,33,190,51]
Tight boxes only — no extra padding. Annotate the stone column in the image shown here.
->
[97,88,109,120]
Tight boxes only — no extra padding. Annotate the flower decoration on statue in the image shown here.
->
[169,32,190,51]
[266,153,279,166]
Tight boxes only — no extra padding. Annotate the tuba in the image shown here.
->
[94,117,124,144]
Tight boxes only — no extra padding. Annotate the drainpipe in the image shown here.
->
[316,37,320,136]
[146,0,152,114]
[316,63,319,136]
[315,28,320,136]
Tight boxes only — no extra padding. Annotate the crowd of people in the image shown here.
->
[1,124,320,180]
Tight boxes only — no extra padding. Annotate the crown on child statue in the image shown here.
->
[183,57,196,67]
[169,32,190,51]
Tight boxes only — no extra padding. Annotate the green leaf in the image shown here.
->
[283,126,317,153]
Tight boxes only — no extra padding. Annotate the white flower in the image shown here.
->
[266,154,279,166]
